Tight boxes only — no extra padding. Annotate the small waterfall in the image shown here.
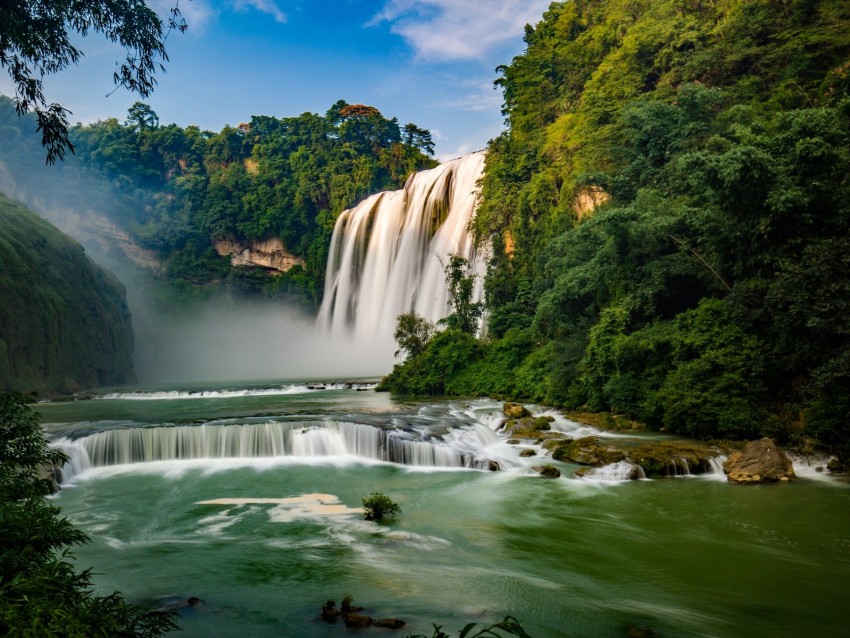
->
[54,419,499,482]
[318,152,487,340]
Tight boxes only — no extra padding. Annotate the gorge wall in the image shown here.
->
[0,193,136,395]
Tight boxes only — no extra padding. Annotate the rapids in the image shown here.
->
[39,382,850,638]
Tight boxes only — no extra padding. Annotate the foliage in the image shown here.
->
[361,492,401,521]
[0,193,135,395]
[394,312,435,360]
[384,1,850,460]
[440,255,484,335]
[0,391,179,636]
[406,616,532,638]
[0,1,186,163]
[377,329,486,396]
[0,95,437,305]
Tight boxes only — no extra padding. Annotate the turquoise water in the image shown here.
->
[39,381,850,637]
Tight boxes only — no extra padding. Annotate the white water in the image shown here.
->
[318,152,487,342]
[96,383,375,401]
[55,418,511,482]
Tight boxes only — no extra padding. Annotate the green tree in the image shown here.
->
[394,312,435,360]
[0,1,186,163]
[441,255,484,335]
[0,391,178,636]
[126,101,160,132]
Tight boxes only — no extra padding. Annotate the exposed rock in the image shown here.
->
[321,600,342,621]
[506,415,563,441]
[723,437,796,484]
[503,402,531,419]
[531,464,561,478]
[627,442,715,478]
[573,185,611,219]
[344,613,372,629]
[519,448,537,458]
[373,618,406,629]
[487,460,501,472]
[214,237,305,274]
[551,437,626,466]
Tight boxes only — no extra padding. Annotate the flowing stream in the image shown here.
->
[40,381,850,638]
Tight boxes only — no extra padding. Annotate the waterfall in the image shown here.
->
[54,419,501,482]
[318,151,487,340]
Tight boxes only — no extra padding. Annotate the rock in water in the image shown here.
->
[503,402,532,419]
[531,464,562,478]
[723,437,796,484]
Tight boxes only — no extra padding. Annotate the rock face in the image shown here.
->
[214,237,305,273]
[723,437,796,484]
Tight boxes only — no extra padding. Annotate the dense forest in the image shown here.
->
[0,97,436,305]
[380,0,850,466]
[0,193,135,395]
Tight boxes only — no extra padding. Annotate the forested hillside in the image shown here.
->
[382,0,850,464]
[0,194,135,395]
[0,97,436,304]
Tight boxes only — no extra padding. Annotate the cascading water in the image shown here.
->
[318,151,487,341]
[54,418,505,482]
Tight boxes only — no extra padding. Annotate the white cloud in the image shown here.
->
[373,0,550,62]
[233,0,287,23]
[151,1,287,32]
[439,78,502,112]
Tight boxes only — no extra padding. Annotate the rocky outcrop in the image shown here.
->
[551,437,626,466]
[503,402,531,419]
[214,237,305,274]
[723,437,796,484]
[573,185,611,219]
[550,437,720,478]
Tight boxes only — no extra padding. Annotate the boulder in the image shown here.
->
[551,437,626,466]
[344,613,372,629]
[723,437,796,484]
[503,402,531,419]
[519,448,537,457]
[531,464,561,478]
[373,618,406,629]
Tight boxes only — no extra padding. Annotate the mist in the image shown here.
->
[131,295,396,383]
[0,157,397,385]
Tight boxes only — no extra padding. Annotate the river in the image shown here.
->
[38,380,849,637]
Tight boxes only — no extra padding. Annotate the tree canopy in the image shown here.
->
[380,0,850,466]
[0,0,186,163]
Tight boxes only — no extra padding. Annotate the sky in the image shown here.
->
[2,0,552,160]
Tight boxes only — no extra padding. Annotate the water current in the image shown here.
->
[39,381,850,637]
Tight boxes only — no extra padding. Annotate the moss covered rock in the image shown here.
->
[550,437,627,466]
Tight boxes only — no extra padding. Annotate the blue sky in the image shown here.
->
[2,0,552,160]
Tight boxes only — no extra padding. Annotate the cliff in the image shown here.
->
[0,193,135,395]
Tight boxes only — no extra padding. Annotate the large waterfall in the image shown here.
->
[318,151,487,341]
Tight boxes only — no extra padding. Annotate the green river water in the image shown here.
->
[38,381,849,638]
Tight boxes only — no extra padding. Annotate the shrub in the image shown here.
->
[361,492,401,521]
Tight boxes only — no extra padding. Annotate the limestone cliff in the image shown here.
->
[214,237,305,274]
